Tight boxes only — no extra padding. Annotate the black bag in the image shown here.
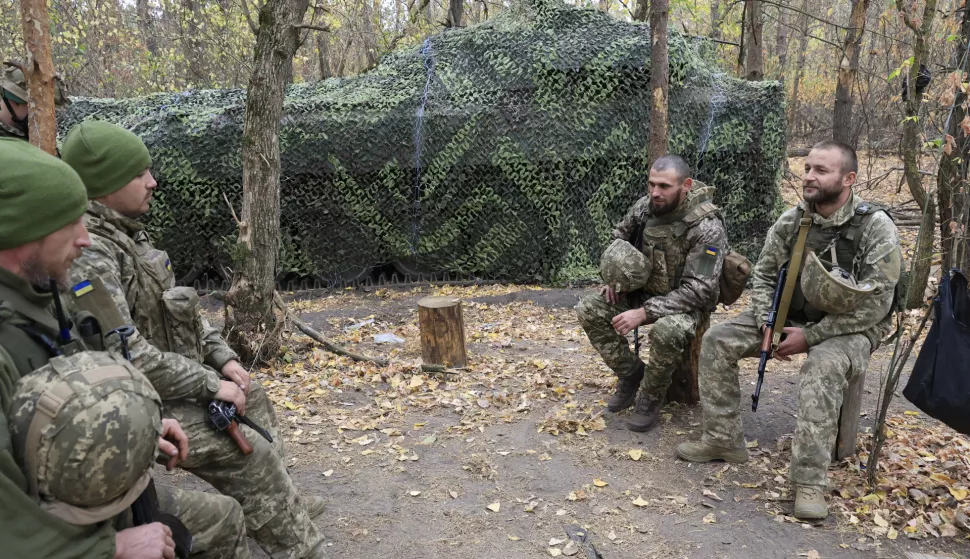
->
[902,269,970,435]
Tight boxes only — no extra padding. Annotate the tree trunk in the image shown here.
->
[360,0,378,70]
[224,0,310,364]
[832,0,870,147]
[710,0,722,40]
[743,0,763,80]
[787,0,810,128]
[182,0,207,83]
[18,0,57,154]
[648,0,669,165]
[633,0,648,23]
[316,31,332,79]
[446,0,462,27]
[908,193,937,309]
[955,190,970,273]
[137,0,158,54]
[774,5,789,82]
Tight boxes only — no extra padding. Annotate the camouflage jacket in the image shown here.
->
[749,192,901,350]
[611,183,728,322]
[0,119,25,139]
[68,201,233,404]
[0,268,118,559]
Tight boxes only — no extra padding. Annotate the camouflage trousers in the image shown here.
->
[576,293,698,402]
[166,383,325,559]
[155,484,251,558]
[698,310,872,488]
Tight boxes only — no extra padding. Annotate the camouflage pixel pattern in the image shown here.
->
[748,193,901,350]
[0,120,25,139]
[57,0,785,286]
[155,484,252,559]
[8,351,161,513]
[599,239,651,293]
[697,310,872,487]
[799,248,875,314]
[68,203,323,558]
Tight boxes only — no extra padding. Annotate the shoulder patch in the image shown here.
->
[71,280,94,297]
[696,245,721,277]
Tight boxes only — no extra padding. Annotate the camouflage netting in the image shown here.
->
[59,0,786,288]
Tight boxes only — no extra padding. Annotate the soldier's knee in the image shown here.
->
[648,316,687,348]
[804,346,850,376]
[575,295,605,326]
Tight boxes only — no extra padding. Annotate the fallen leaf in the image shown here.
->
[949,487,968,501]
[561,541,579,556]
[628,449,643,461]
[508,535,521,541]
[632,496,649,507]
[874,514,889,528]
[487,502,501,512]
[903,411,920,416]
[409,491,421,497]
[607,531,617,541]
[548,549,562,557]
[593,479,609,487]
[745,440,758,449]
[449,490,459,499]
[548,537,565,546]
[887,527,898,540]
[703,489,723,502]
[703,513,717,524]
[322,470,334,477]
[797,551,820,559]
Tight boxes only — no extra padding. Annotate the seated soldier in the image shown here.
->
[0,138,249,558]
[0,62,69,140]
[677,141,901,520]
[63,121,327,558]
[576,154,728,432]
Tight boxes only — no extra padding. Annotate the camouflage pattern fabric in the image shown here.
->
[697,310,871,488]
[68,203,323,558]
[599,239,651,293]
[155,484,251,559]
[0,120,25,139]
[697,192,900,489]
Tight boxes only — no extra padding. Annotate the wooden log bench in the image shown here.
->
[833,369,867,461]
[417,296,468,368]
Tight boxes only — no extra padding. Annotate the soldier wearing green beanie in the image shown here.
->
[0,138,251,559]
[63,121,328,559]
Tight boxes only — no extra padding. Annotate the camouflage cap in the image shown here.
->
[1,63,71,106]
[800,249,874,314]
[599,238,652,293]
[8,351,163,525]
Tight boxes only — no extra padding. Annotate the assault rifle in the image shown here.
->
[110,325,193,559]
[751,263,788,412]
[208,400,274,456]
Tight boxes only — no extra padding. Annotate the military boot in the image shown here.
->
[304,496,326,520]
[793,485,828,520]
[607,362,644,412]
[675,441,748,463]
[627,391,663,433]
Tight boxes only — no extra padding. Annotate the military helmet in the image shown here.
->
[599,238,652,293]
[1,62,71,106]
[800,247,874,314]
[8,351,163,525]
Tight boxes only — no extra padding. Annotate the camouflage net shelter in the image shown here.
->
[60,0,786,288]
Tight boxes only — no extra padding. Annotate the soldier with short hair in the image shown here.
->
[63,121,327,559]
[576,154,729,433]
[677,140,902,520]
[0,63,69,140]
[0,137,250,558]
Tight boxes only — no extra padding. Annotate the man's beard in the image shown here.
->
[21,255,68,289]
[650,197,681,217]
[803,180,843,205]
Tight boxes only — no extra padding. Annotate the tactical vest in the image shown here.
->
[789,202,885,321]
[637,196,720,298]
[0,284,80,378]
[84,212,206,362]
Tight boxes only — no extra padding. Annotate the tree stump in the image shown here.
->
[418,296,467,368]
[665,315,710,405]
[833,369,867,461]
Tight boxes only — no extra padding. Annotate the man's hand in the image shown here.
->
[215,380,247,415]
[221,359,251,395]
[114,523,175,559]
[774,327,809,361]
[159,418,189,471]
[612,308,647,336]
[600,285,619,305]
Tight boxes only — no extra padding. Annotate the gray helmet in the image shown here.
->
[8,351,162,525]
[800,248,874,314]
[1,62,71,106]
[599,238,652,293]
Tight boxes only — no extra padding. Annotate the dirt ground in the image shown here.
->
[165,153,970,558]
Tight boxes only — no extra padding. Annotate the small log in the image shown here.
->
[833,369,866,461]
[418,296,467,368]
[665,315,710,405]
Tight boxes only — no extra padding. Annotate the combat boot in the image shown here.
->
[304,496,326,520]
[607,362,644,412]
[793,485,828,520]
[675,441,748,463]
[627,391,663,432]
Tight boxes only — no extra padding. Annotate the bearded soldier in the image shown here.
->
[677,141,901,520]
[63,121,327,559]
[0,138,249,558]
[576,154,729,432]
[0,63,69,140]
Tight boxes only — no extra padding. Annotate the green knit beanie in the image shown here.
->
[0,138,88,250]
[61,121,152,199]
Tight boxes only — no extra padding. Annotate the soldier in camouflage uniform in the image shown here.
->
[576,155,728,433]
[677,141,902,521]
[62,121,328,559]
[0,63,69,140]
[0,137,250,558]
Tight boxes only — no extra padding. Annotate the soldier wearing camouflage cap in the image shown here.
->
[677,141,902,521]
[62,121,328,559]
[0,62,69,140]
[576,154,729,433]
[0,138,250,558]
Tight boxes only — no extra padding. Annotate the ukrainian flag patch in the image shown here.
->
[705,247,720,257]
[72,280,94,297]
[696,246,721,278]
[165,259,172,272]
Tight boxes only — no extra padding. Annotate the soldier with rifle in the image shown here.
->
[677,141,902,520]
[0,138,249,558]
[576,154,732,433]
[62,121,328,559]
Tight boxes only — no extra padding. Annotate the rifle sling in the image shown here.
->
[772,213,813,348]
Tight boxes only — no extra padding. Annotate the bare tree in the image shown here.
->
[788,0,810,128]
[742,0,764,80]
[633,0,648,23]
[710,0,722,40]
[446,0,463,27]
[774,4,789,81]
[224,0,311,363]
[832,0,871,147]
[648,0,668,164]
[938,4,970,271]
[17,0,57,154]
